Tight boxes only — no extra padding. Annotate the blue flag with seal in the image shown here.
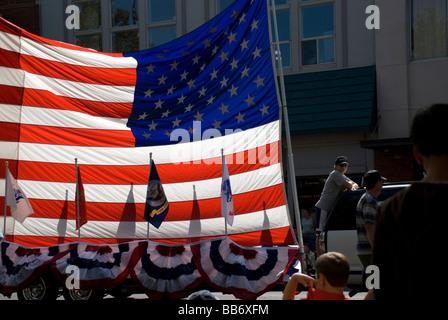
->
[144,159,169,229]
[221,154,234,226]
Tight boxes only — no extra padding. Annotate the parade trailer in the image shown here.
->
[0,0,302,300]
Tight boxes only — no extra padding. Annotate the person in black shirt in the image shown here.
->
[367,104,448,300]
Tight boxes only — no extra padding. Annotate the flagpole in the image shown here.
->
[269,0,306,271]
[146,153,152,242]
[221,149,228,238]
[2,161,8,240]
[75,158,81,243]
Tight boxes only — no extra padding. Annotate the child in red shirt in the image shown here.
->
[282,252,351,300]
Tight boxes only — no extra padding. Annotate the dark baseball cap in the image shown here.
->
[334,156,348,166]
[364,170,387,185]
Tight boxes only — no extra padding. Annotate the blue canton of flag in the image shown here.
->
[144,159,169,229]
[125,0,278,147]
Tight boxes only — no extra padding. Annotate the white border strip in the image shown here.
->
[13,205,290,240]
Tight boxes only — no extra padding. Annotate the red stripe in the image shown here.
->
[20,54,136,86]
[0,160,19,178]
[19,124,136,148]
[18,161,146,184]
[26,184,285,222]
[11,226,294,247]
[22,88,133,118]
[0,198,11,214]
[0,18,22,36]
[0,118,20,177]
[16,141,279,184]
[160,142,280,183]
[0,85,24,105]
[0,49,20,69]
[0,122,20,141]
[1,87,132,120]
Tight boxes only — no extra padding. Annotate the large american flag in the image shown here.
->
[0,0,295,247]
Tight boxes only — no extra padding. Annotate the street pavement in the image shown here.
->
[213,290,367,300]
[1,289,367,301]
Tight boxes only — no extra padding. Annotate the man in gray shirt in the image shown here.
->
[315,156,359,235]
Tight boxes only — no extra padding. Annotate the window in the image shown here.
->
[73,0,102,51]
[112,0,138,26]
[300,1,335,65]
[148,25,176,48]
[271,0,291,68]
[71,0,177,53]
[411,0,448,60]
[112,30,139,52]
[111,0,139,53]
[269,0,336,70]
[217,0,235,13]
[68,0,340,68]
[147,0,177,48]
[148,0,176,22]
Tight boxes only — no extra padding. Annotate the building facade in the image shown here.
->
[1,0,447,212]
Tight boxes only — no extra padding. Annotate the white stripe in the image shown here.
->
[21,106,130,130]
[14,163,282,202]
[0,104,130,130]
[0,141,19,161]
[0,31,138,69]
[0,66,25,87]
[14,121,280,165]
[0,217,15,236]
[23,71,135,103]
[0,104,21,123]
[0,66,135,103]
[21,37,137,69]
[12,205,290,240]
[0,31,20,52]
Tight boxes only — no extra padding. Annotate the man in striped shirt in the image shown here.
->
[356,170,387,277]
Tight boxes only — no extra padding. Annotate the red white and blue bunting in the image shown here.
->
[0,241,74,296]
[130,241,203,300]
[192,238,297,300]
[0,239,297,300]
[51,242,144,290]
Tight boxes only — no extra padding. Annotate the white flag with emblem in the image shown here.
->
[6,168,34,223]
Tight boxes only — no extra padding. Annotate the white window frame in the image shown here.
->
[69,0,104,51]
[270,1,293,70]
[298,0,337,70]
[67,0,181,52]
[409,0,448,62]
[267,0,342,74]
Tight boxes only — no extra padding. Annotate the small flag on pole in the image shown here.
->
[221,153,234,226]
[144,159,169,229]
[5,168,34,223]
[75,164,88,230]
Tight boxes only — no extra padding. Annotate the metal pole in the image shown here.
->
[270,0,306,271]
[2,161,8,240]
[147,153,152,242]
[75,158,81,242]
[221,149,228,238]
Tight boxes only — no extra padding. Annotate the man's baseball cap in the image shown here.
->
[334,156,348,166]
[364,170,387,185]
